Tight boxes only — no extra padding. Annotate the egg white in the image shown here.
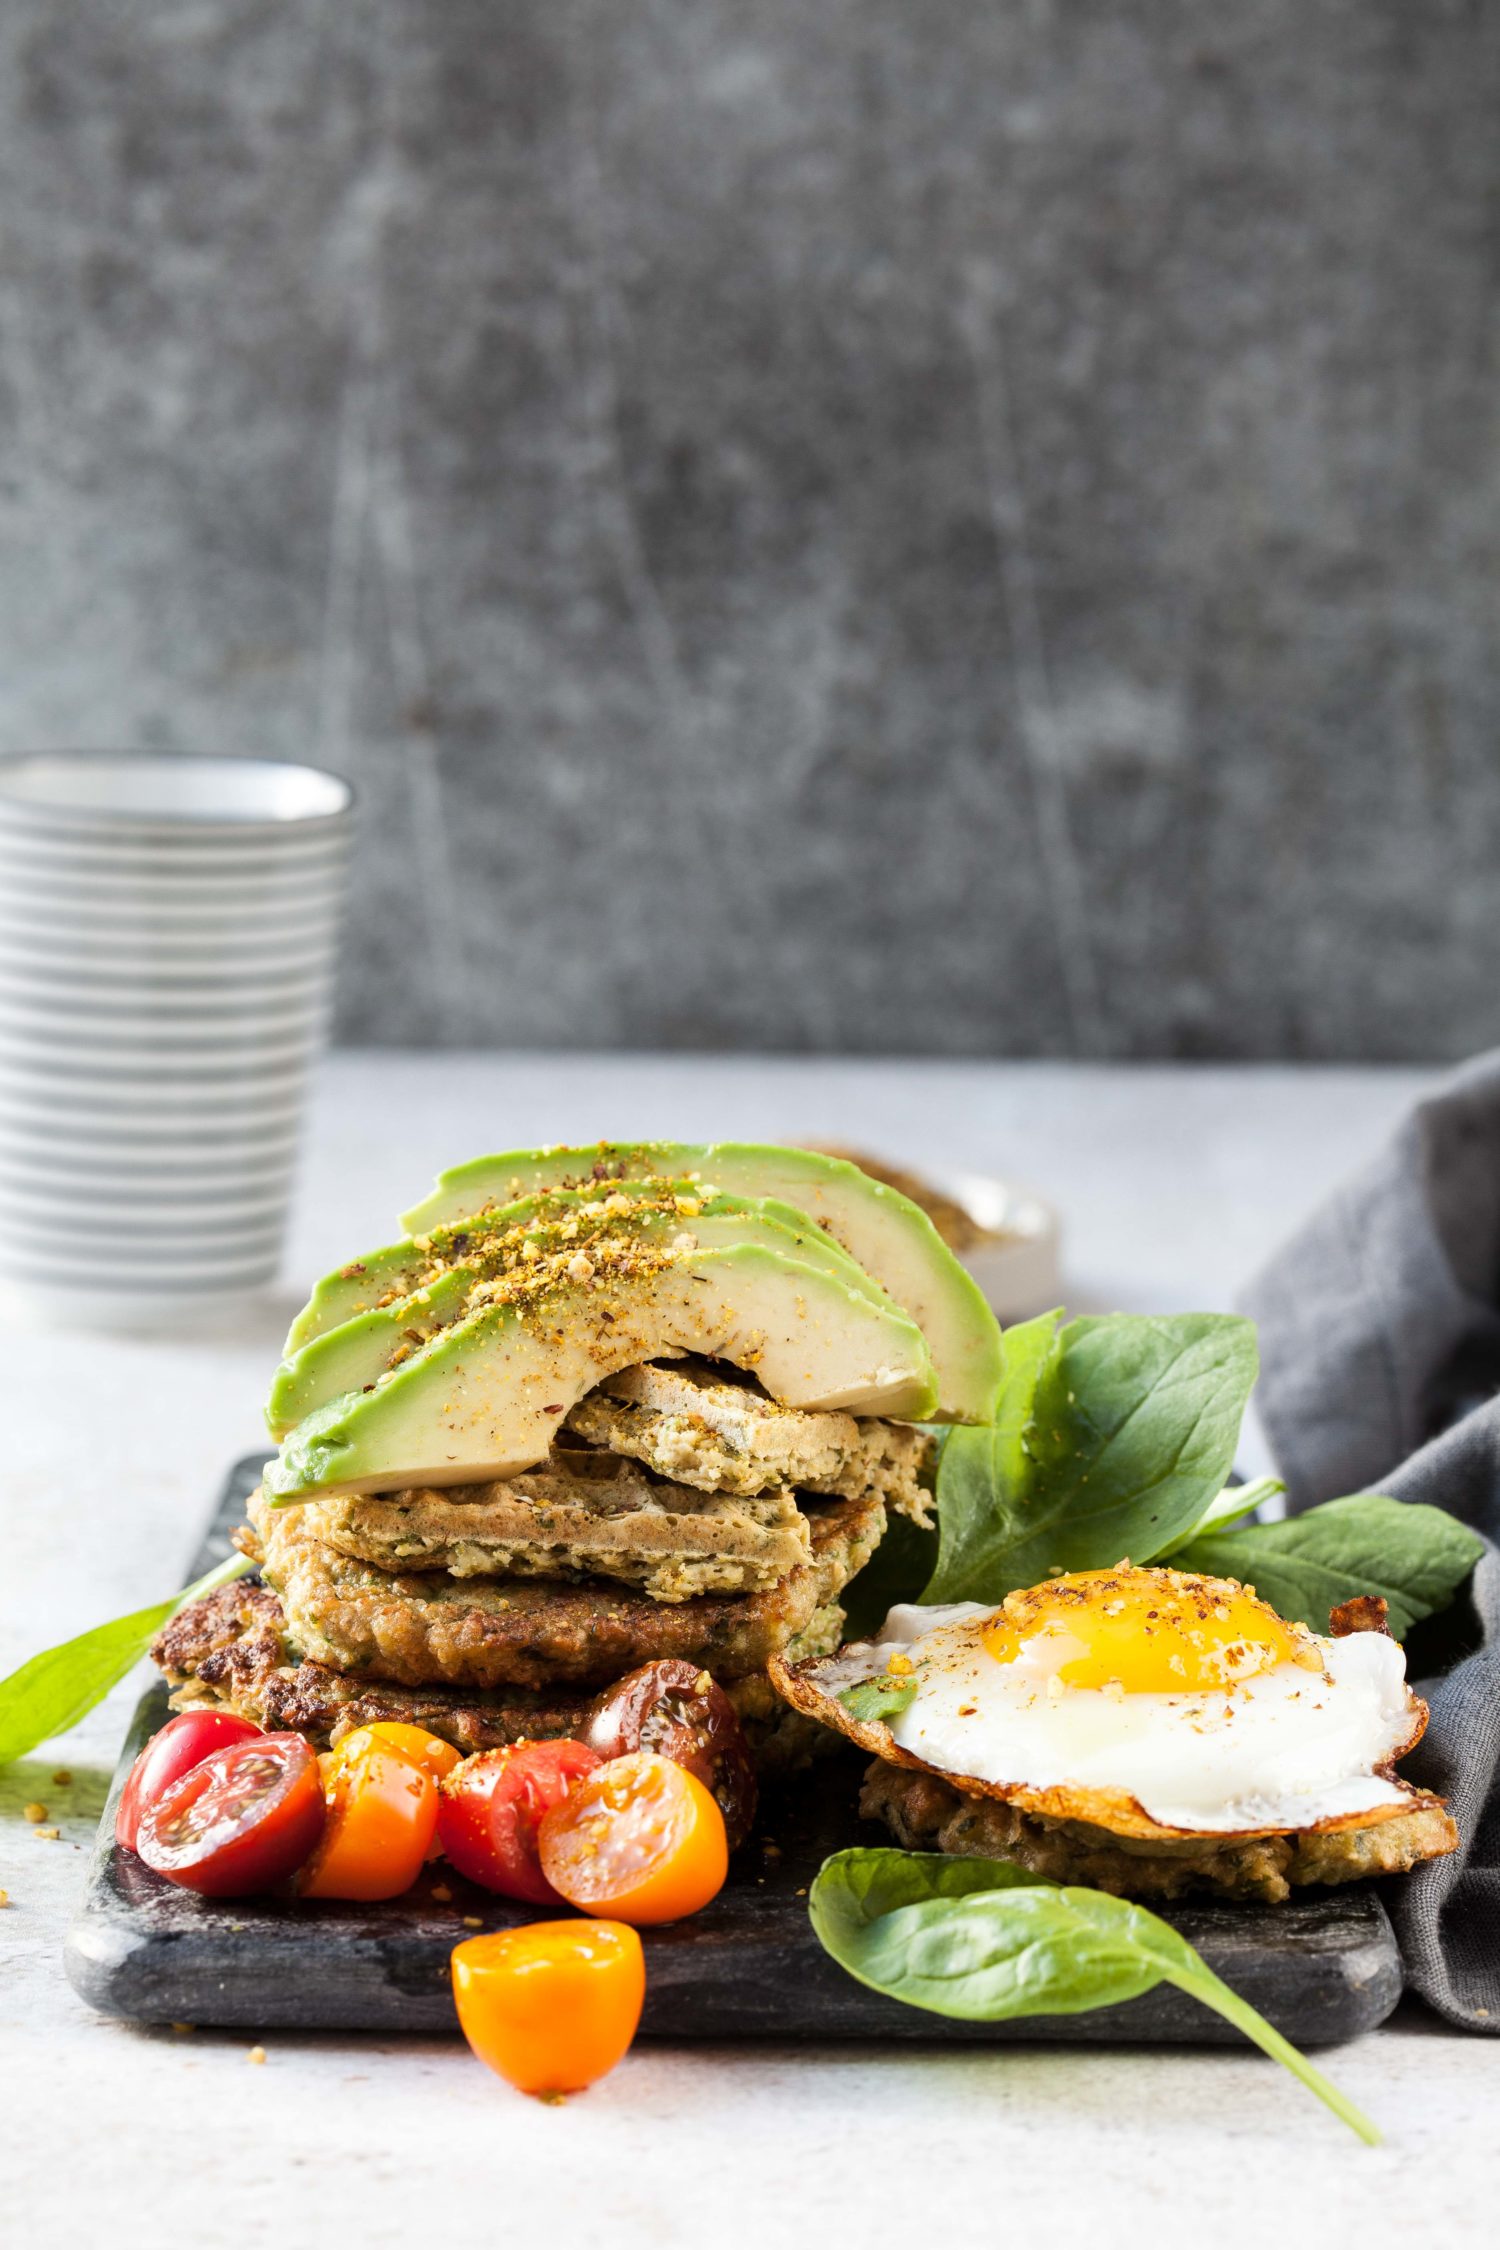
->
[820,1601,1418,1835]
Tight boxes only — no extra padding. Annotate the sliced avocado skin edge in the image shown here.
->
[265,1241,939,1501]
[399,1141,1002,1422]
[266,1271,471,1439]
[267,1193,902,1440]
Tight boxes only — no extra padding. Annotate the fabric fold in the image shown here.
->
[1242,1049,1500,2031]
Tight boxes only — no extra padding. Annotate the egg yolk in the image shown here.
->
[981,1567,1320,1694]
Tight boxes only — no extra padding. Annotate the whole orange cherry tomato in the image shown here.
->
[299,1726,438,1900]
[329,1723,461,1862]
[451,1921,645,2096]
[329,1721,463,1788]
[537,1750,727,1924]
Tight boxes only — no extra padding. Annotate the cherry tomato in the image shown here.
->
[328,1721,463,1788]
[538,1750,728,1925]
[452,1921,645,2097]
[326,1722,460,1865]
[586,1659,757,1850]
[136,1734,325,1897]
[438,1740,601,1903]
[299,1727,439,1901]
[116,1709,262,1853]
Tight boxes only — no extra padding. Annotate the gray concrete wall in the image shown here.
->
[2,0,1498,1059]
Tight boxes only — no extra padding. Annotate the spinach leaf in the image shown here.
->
[1175,1495,1485,1640]
[924,1312,1259,1602]
[838,1675,919,1724]
[0,1552,253,1766]
[810,1848,1379,2145]
[1155,1474,1285,1556]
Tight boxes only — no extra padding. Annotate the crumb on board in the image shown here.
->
[461,1915,484,1929]
[170,2022,193,2035]
[0,1889,9,1907]
[431,1884,453,1903]
[51,1770,72,1788]
[31,1826,61,1842]
[22,1802,47,1823]
[247,2046,267,2065]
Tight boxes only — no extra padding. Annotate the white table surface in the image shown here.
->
[3,1052,1494,2248]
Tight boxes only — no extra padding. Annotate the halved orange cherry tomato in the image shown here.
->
[438,1739,601,1903]
[299,1727,438,1900]
[451,1921,645,2097]
[537,1750,728,1924]
[586,1659,757,1849]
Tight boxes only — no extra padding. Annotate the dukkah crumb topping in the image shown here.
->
[378,1185,718,1377]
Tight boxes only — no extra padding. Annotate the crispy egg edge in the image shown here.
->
[767,1598,1445,1845]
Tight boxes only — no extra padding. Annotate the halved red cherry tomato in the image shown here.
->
[136,1733,324,1897]
[538,1750,728,1924]
[586,1660,757,1850]
[299,1727,439,1901]
[438,1740,601,1903]
[452,1921,645,2097]
[116,1709,262,1853]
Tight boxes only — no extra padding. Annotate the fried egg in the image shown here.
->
[772,1565,1430,1838]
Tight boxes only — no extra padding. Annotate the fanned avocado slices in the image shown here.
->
[268,1185,901,1440]
[398,1141,1002,1423]
[283,1177,881,1355]
[285,1176,697,1354]
[264,1239,939,1501]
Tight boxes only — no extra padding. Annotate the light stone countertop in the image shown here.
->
[2,1053,1494,2249]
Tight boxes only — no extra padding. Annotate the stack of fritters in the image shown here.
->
[156,1359,933,1770]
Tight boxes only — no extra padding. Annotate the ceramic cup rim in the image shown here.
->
[0,750,354,836]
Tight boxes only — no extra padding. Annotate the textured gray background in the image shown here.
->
[1,0,1498,1059]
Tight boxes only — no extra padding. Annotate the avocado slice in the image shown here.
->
[282,1179,887,1355]
[264,1240,939,1500]
[268,1188,901,1439]
[283,1176,709,1355]
[399,1142,1002,1422]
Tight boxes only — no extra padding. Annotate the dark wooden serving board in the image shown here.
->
[66,1457,1404,2046]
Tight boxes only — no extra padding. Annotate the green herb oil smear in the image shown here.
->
[809,1849,1381,2146]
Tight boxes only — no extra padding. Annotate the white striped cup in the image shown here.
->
[0,751,352,1329]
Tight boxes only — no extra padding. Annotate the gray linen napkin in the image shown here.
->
[1241,1050,1500,2031]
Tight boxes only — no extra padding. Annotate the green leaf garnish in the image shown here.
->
[0,1552,254,1766]
[838,1674,919,1724]
[1155,1474,1286,1555]
[810,1848,1380,2145]
[821,1312,1480,1649]
[923,1311,1259,1602]
[1174,1494,1485,1639]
